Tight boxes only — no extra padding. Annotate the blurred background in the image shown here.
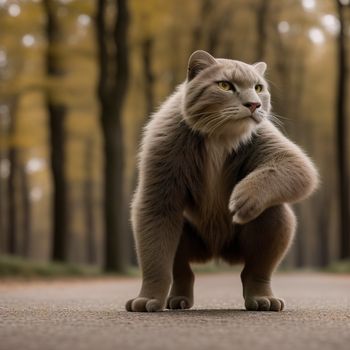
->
[0,0,349,276]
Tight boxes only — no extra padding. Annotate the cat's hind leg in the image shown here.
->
[125,201,184,312]
[167,220,211,310]
[236,204,295,311]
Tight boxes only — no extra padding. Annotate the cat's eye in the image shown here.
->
[255,84,264,93]
[217,81,232,91]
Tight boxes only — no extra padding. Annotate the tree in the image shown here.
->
[190,0,231,56]
[19,163,31,257]
[96,0,130,272]
[335,0,350,259]
[84,137,97,264]
[7,98,19,254]
[141,38,155,117]
[44,0,69,261]
[255,0,270,61]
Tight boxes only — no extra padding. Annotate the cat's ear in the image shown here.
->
[187,50,217,81]
[253,62,267,76]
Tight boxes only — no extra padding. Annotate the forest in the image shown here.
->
[0,0,349,273]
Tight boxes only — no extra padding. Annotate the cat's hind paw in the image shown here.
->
[125,297,163,312]
[244,296,285,312]
[166,296,193,310]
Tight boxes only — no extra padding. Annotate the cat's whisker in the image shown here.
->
[203,115,225,134]
[270,112,291,121]
[269,114,283,126]
[191,112,223,128]
[197,115,223,135]
[190,108,240,133]
[208,115,232,137]
[206,110,244,136]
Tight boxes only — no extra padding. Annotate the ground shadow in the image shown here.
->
[116,308,283,319]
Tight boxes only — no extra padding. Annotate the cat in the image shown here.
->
[126,50,319,312]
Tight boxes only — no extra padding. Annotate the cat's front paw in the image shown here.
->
[229,185,265,224]
[125,297,164,312]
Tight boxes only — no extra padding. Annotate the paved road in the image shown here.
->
[0,272,349,350]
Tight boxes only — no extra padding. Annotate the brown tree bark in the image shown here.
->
[255,0,269,61]
[142,38,155,117]
[44,0,69,261]
[49,104,68,261]
[7,98,19,255]
[84,137,97,264]
[0,149,8,253]
[336,1,350,259]
[7,147,17,254]
[20,163,31,257]
[96,0,130,272]
[191,0,230,56]
[190,0,213,54]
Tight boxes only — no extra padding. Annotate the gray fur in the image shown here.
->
[126,50,319,312]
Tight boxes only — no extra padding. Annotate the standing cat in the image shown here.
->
[126,50,319,312]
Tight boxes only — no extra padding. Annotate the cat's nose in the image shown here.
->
[243,102,261,113]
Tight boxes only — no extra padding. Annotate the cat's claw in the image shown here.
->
[166,296,193,310]
[244,296,284,312]
[125,297,163,312]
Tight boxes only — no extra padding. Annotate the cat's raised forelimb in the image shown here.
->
[229,127,319,224]
[229,172,270,225]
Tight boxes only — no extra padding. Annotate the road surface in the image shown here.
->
[0,272,349,350]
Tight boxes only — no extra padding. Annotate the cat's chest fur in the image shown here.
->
[203,140,228,204]
[185,138,235,250]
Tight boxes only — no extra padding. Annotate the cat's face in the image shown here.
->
[182,50,271,141]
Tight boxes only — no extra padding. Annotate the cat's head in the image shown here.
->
[182,50,271,142]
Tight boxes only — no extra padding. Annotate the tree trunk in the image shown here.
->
[6,98,19,255]
[255,0,269,62]
[84,137,97,264]
[44,0,68,261]
[20,163,31,257]
[7,147,17,254]
[96,0,130,272]
[142,38,155,117]
[190,0,213,54]
[0,151,9,253]
[336,1,350,259]
[126,37,155,266]
[49,104,68,261]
